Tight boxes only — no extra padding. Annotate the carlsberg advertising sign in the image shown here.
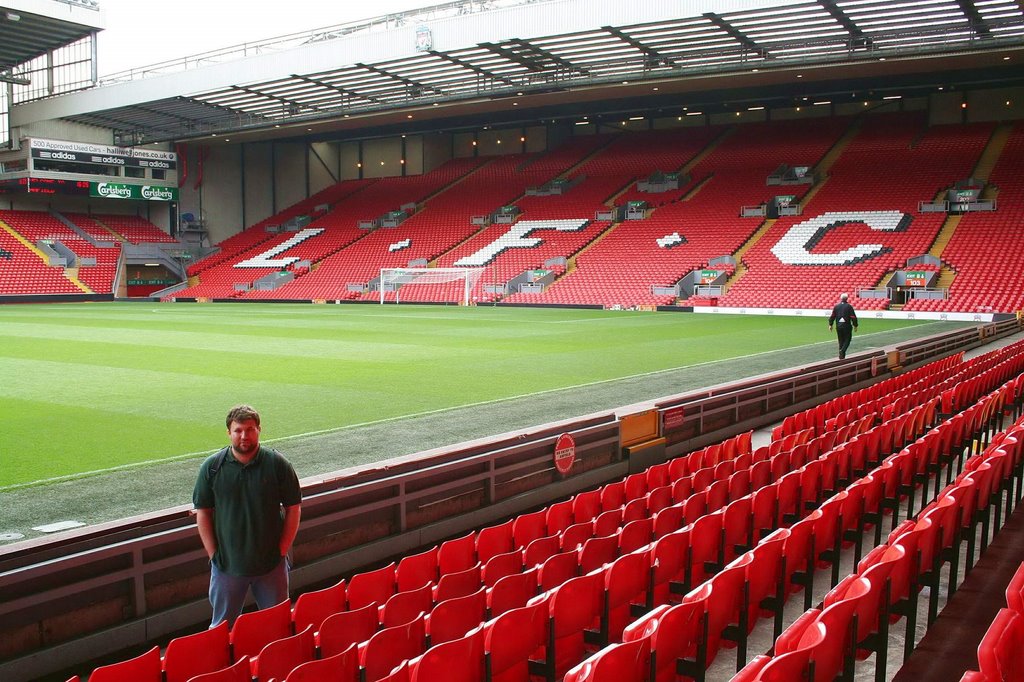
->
[90,182,179,201]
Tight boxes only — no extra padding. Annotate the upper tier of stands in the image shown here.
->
[720,114,995,311]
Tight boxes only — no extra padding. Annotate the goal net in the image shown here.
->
[379,267,484,305]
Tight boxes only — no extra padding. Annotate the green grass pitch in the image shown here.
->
[0,302,945,490]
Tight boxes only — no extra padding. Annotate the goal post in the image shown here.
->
[379,267,484,305]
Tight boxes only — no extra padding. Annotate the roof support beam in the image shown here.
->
[355,63,444,97]
[601,26,674,67]
[427,51,519,87]
[293,74,385,106]
[478,39,580,73]
[229,85,328,115]
[954,0,992,37]
[702,12,767,58]
[818,0,872,48]
[0,70,29,85]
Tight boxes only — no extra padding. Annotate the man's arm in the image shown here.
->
[279,504,301,557]
[195,508,217,559]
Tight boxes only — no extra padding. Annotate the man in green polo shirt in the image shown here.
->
[193,404,302,626]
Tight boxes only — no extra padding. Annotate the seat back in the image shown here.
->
[348,562,397,610]
[484,600,549,682]
[361,613,427,682]
[292,579,346,634]
[410,626,485,682]
[380,583,434,628]
[562,635,651,682]
[435,562,482,602]
[427,586,487,645]
[284,643,359,682]
[186,656,251,682]
[163,621,230,682]
[87,645,162,682]
[605,551,651,641]
[318,602,380,658]
[397,547,439,592]
[439,533,478,575]
[512,510,548,550]
[252,625,316,682]
[978,608,1024,682]
[477,520,515,564]
[482,550,525,587]
[230,599,293,661]
[487,566,538,617]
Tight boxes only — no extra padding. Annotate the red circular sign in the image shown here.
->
[554,433,576,475]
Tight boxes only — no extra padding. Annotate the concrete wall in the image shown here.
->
[453,132,477,158]
[362,137,404,179]
[309,142,340,196]
[422,133,453,174]
[177,143,243,245]
[965,86,1024,123]
[242,143,274,228]
[340,141,361,180]
[273,142,308,214]
[404,136,424,176]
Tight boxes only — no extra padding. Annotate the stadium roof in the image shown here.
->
[14,0,1024,145]
[0,0,102,71]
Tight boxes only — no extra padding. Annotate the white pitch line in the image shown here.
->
[0,323,945,492]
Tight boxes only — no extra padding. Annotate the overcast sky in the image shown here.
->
[95,0,437,75]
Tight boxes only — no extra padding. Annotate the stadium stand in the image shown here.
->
[374,136,619,304]
[719,113,996,311]
[81,214,178,245]
[521,118,851,308]
[266,154,534,302]
[905,122,1024,314]
[6,115,1016,313]
[174,160,483,301]
[0,210,119,294]
[183,179,378,279]
[6,0,1024,680]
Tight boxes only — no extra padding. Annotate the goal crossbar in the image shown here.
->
[380,267,483,305]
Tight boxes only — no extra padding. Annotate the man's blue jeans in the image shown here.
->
[209,557,289,627]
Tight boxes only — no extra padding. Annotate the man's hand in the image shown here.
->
[196,508,217,560]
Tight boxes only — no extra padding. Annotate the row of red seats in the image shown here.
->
[734,388,1024,681]
[964,560,1024,681]
[68,345,1021,682]
[568,354,1024,681]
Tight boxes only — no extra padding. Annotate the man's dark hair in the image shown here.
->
[226,404,261,429]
